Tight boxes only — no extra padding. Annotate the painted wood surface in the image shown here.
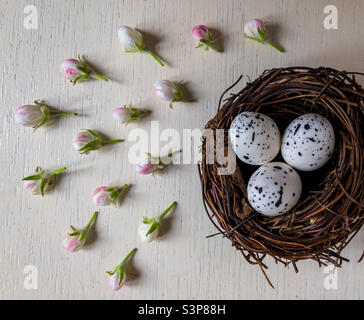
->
[0,0,363,299]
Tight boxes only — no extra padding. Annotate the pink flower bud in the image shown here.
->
[138,222,158,243]
[15,101,77,131]
[118,26,164,66]
[136,159,158,175]
[93,186,112,206]
[109,271,127,291]
[107,248,137,291]
[60,59,82,81]
[73,130,95,152]
[118,26,145,52]
[60,55,108,85]
[113,106,151,125]
[244,19,266,39]
[154,80,177,101]
[192,25,210,41]
[139,202,177,243]
[192,25,219,52]
[62,235,82,252]
[244,19,284,52]
[15,105,44,127]
[92,185,128,207]
[136,150,182,175]
[22,166,66,197]
[23,180,42,195]
[73,129,124,154]
[112,107,131,125]
[63,212,98,253]
[154,80,193,108]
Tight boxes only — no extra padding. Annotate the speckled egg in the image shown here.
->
[281,113,335,171]
[247,162,302,216]
[229,112,281,165]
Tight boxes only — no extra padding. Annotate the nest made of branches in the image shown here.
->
[199,67,364,287]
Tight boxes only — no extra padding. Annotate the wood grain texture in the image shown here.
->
[0,0,363,300]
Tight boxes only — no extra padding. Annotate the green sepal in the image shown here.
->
[145,220,161,236]
[134,41,145,52]
[70,55,107,85]
[199,39,219,52]
[78,140,102,153]
[78,211,98,242]
[106,185,128,206]
[22,174,42,181]
[32,103,51,131]
[257,27,267,41]
[39,176,47,197]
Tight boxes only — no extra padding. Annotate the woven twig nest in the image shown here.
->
[199,67,364,287]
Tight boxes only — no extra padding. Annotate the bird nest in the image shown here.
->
[199,67,364,287]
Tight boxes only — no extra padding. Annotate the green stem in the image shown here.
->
[120,248,137,267]
[182,97,194,103]
[159,201,177,220]
[51,112,78,117]
[140,110,152,118]
[206,42,220,52]
[145,49,164,67]
[50,167,67,175]
[167,149,182,158]
[92,73,108,82]
[86,211,98,230]
[265,40,284,52]
[103,139,125,146]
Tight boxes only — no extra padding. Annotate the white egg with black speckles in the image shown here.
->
[229,112,281,165]
[247,162,302,216]
[281,113,335,171]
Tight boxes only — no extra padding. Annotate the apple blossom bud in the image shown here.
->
[139,202,177,243]
[138,222,158,243]
[60,59,82,81]
[136,150,181,175]
[63,211,98,252]
[15,101,77,131]
[112,105,151,125]
[22,166,66,197]
[107,248,137,291]
[73,129,124,154]
[109,272,127,291]
[118,26,145,52]
[244,19,266,39]
[136,159,159,175]
[192,25,219,52]
[23,180,43,195]
[154,80,193,109]
[60,55,108,85]
[92,185,128,207]
[244,19,284,52]
[118,26,164,66]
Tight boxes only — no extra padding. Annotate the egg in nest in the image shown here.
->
[247,162,302,216]
[281,113,335,171]
[229,112,281,165]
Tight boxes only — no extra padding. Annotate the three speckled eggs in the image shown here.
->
[229,111,335,217]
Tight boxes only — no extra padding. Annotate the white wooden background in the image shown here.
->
[0,0,363,300]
